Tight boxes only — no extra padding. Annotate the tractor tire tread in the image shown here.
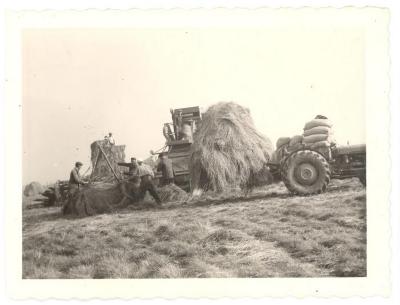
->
[281,150,331,195]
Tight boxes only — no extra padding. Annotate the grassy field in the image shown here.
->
[22,178,366,278]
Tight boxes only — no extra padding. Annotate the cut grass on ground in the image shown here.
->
[22,178,366,278]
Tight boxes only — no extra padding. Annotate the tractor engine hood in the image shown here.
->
[333,144,366,155]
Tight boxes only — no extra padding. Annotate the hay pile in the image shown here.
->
[23,181,44,197]
[190,102,274,192]
[62,181,187,217]
[62,181,138,217]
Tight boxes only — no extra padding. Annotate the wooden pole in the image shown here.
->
[97,143,121,182]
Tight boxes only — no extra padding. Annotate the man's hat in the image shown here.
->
[75,161,83,167]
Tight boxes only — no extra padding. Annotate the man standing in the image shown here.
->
[128,157,139,176]
[157,152,175,185]
[108,132,115,146]
[118,157,161,205]
[137,159,155,178]
[138,173,162,205]
[116,176,141,208]
[68,161,87,196]
[118,157,139,177]
[137,159,161,205]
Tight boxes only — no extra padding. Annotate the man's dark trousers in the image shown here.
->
[139,175,161,204]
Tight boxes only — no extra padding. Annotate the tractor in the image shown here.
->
[268,140,366,195]
[155,106,366,195]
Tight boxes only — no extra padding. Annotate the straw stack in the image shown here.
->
[189,102,274,192]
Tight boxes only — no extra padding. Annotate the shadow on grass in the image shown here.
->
[24,202,47,210]
[24,208,66,224]
[109,190,294,215]
[184,191,294,208]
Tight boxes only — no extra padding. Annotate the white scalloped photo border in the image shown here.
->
[4,7,390,298]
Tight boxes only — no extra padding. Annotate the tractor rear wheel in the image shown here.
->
[281,150,331,195]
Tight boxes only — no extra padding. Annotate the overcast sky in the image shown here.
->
[23,28,365,184]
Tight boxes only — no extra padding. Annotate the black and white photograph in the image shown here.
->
[3,6,394,299]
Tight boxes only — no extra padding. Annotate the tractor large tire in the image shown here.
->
[281,150,331,195]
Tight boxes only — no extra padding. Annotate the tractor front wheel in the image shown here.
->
[282,150,331,195]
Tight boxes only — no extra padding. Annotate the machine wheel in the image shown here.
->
[281,150,331,195]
